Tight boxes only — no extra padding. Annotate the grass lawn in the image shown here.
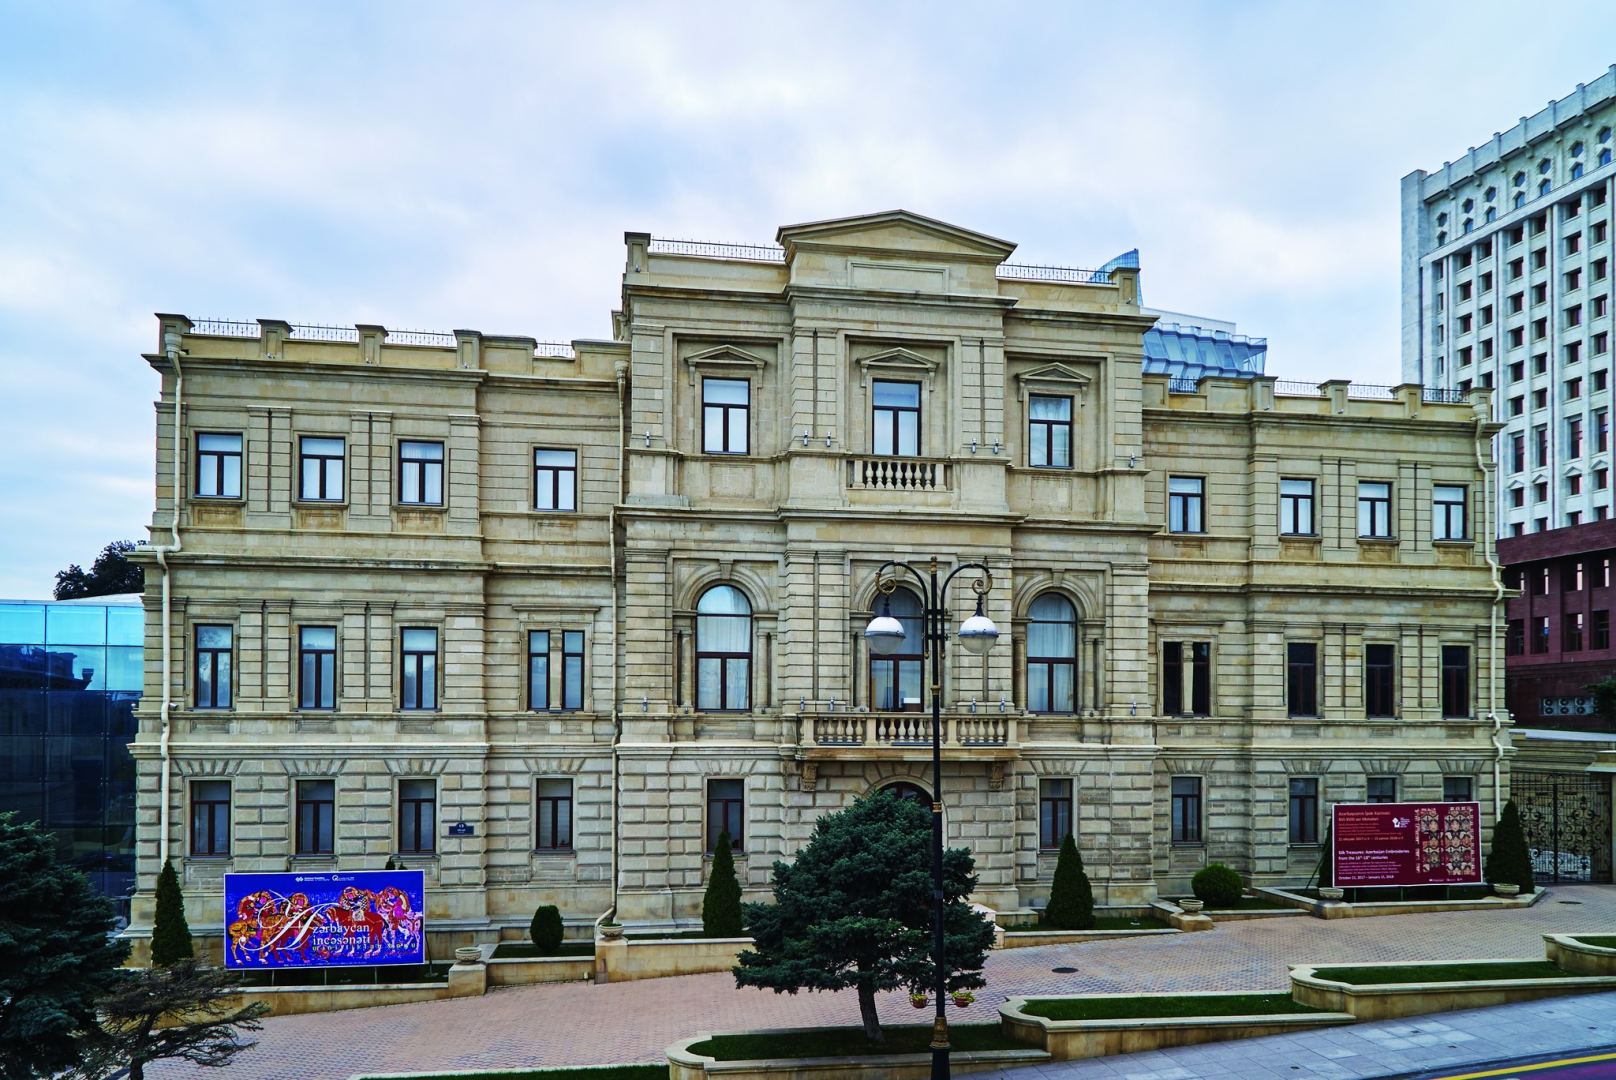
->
[490,942,596,959]
[1310,961,1567,985]
[685,1023,1022,1060]
[1026,915,1169,932]
[234,962,450,987]
[1572,935,1616,949]
[351,1067,665,1080]
[1020,993,1324,1021]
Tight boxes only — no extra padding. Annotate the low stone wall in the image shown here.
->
[596,936,752,983]
[1000,928,1179,949]
[998,993,1353,1060]
[223,960,485,1017]
[1258,886,1542,920]
[1289,961,1616,1020]
[1544,934,1616,977]
[1149,900,1212,932]
[487,952,595,986]
[667,1031,1048,1080]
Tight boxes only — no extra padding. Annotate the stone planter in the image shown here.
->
[1319,887,1345,901]
[668,1030,1048,1080]
[1493,884,1520,898]
[1544,934,1616,976]
[1000,993,1353,1061]
[453,946,481,964]
[1290,961,1616,1021]
[1178,899,1204,914]
[598,923,624,941]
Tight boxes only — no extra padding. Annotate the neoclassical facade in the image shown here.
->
[128,211,1510,954]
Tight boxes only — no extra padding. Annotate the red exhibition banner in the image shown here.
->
[1331,801,1482,887]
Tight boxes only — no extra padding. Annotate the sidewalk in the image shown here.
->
[975,991,1616,1080]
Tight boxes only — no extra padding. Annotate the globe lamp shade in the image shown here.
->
[957,612,999,654]
[864,613,907,656]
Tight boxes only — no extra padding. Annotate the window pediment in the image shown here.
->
[856,347,940,388]
[1014,362,1092,404]
[683,345,767,386]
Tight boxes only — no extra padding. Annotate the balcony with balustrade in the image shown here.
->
[797,710,1019,761]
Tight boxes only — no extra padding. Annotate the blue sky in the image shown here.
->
[1,1,1613,597]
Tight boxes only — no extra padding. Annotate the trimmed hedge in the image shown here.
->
[1191,863,1243,908]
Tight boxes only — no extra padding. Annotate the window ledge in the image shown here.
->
[1432,538,1476,547]
[289,855,337,864]
[532,849,576,858]
[1169,842,1207,849]
[294,499,349,508]
[393,503,448,513]
[1356,536,1400,545]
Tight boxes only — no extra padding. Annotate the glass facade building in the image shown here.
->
[0,597,141,917]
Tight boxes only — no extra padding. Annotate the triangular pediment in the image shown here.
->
[682,344,768,385]
[855,346,940,387]
[1015,362,1092,388]
[776,210,1017,261]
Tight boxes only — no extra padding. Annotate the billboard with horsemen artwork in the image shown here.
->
[222,870,426,968]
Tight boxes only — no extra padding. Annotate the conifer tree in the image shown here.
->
[1043,833,1095,929]
[150,859,194,966]
[702,830,745,937]
[1485,799,1536,892]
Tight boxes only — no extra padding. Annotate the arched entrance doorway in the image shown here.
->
[881,781,931,804]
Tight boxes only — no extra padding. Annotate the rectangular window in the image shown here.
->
[1366,776,1398,803]
[1364,643,1395,718]
[702,378,750,455]
[1565,613,1585,652]
[1441,645,1471,719]
[1443,776,1474,803]
[534,449,578,511]
[1288,778,1319,844]
[1028,394,1073,468]
[707,778,744,852]
[1433,485,1468,541]
[298,626,337,710]
[1039,778,1073,849]
[1507,619,1525,656]
[1167,476,1205,534]
[189,779,231,856]
[1594,611,1610,650]
[1533,615,1550,653]
[295,778,335,856]
[398,778,436,854]
[1358,481,1392,538]
[535,778,573,850]
[195,433,243,498]
[398,440,445,505]
[1161,640,1211,716]
[298,436,345,501]
[871,380,920,456]
[400,627,438,711]
[562,631,584,710]
[1170,776,1202,844]
[1511,433,1525,471]
[1569,417,1584,458]
[527,630,550,711]
[1279,478,1315,536]
[1287,642,1318,717]
[193,624,232,709]
[1600,412,1611,455]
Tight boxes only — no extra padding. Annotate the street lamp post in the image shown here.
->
[864,557,997,1080]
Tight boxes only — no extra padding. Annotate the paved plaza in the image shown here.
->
[151,886,1616,1079]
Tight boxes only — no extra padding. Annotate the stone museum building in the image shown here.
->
[128,211,1510,953]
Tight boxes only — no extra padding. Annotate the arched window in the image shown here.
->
[696,585,751,710]
[1026,593,1078,713]
[882,781,930,804]
[870,588,924,711]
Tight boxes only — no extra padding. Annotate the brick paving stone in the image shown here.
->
[149,885,1616,1079]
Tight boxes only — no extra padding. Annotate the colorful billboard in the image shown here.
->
[222,870,426,968]
[1332,801,1482,888]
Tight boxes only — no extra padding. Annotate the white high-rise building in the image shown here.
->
[1402,67,1616,537]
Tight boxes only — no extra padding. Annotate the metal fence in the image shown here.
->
[1423,387,1467,403]
[996,263,1112,284]
[288,323,361,342]
[1167,377,1200,393]
[385,329,457,348]
[1273,380,1320,396]
[648,238,786,262]
[534,341,576,359]
[189,319,259,337]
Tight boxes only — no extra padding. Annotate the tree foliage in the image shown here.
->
[1043,833,1095,929]
[1485,799,1536,892]
[71,959,268,1080]
[733,791,995,1042]
[702,830,745,938]
[0,812,130,1079]
[1191,863,1243,908]
[529,905,564,954]
[53,540,145,601]
[1587,673,1616,721]
[150,860,194,967]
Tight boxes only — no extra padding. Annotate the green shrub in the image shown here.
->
[529,905,564,954]
[1043,834,1094,929]
[151,859,194,967]
[1191,863,1243,908]
[703,831,744,937]
[1485,799,1535,892]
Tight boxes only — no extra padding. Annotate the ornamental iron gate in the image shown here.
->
[1512,771,1613,884]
